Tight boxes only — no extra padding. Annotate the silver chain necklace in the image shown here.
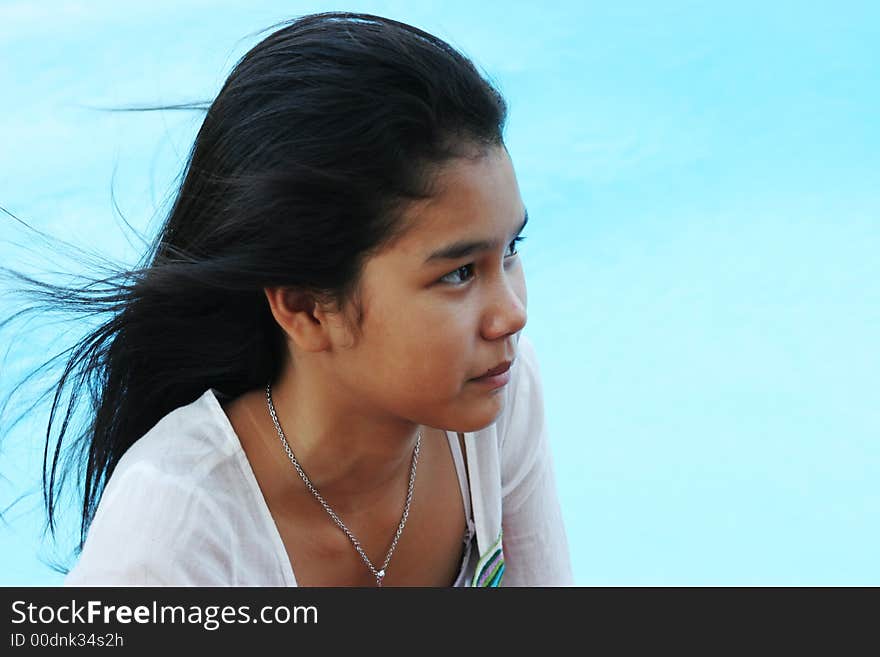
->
[265,382,421,587]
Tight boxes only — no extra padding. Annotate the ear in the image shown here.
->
[263,286,341,353]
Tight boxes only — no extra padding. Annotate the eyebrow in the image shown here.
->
[424,209,529,264]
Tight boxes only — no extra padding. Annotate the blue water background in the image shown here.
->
[1,1,878,584]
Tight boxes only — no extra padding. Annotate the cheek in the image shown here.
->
[361,288,475,386]
[392,324,470,387]
[408,330,462,370]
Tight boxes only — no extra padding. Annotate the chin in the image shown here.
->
[455,397,506,433]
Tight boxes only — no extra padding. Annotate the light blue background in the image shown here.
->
[2,1,878,585]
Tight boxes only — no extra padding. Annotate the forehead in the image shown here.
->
[390,148,524,261]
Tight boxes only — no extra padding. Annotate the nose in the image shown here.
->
[482,269,527,340]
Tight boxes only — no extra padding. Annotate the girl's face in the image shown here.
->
[329,144,528,434]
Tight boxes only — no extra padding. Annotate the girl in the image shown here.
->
[4,11,572,586]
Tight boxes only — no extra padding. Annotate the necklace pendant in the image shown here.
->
[267,384,421,593]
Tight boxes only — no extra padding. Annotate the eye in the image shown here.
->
[438,235,526,286]
[507,234,526,257]
[439,263,476,286]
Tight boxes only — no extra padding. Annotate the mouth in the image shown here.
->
[473,359,514,380]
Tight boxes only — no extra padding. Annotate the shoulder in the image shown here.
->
[64,390,253,585]
[119,388,241,478]
[98,389,248,516]
[496,332,550,489]
[496,332,545,450]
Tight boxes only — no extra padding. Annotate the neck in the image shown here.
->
[265,360,424,504]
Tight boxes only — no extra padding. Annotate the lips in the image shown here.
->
[476,359,513,379]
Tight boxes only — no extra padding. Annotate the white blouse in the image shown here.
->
[64,333,573,586]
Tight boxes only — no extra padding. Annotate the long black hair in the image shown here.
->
[0,11,508,569]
